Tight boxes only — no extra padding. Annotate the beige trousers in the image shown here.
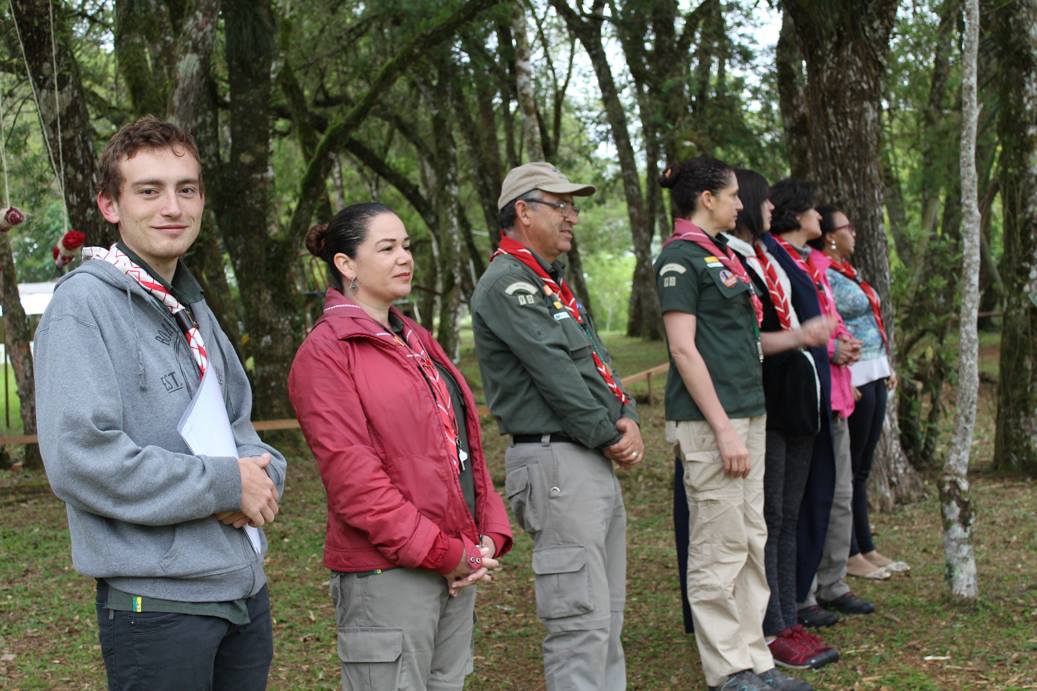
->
[673,415,772,687]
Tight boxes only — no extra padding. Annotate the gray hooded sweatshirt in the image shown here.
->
[34,258,286,602]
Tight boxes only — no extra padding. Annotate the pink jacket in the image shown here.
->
[808,251,856,419]
[288,289,512,574]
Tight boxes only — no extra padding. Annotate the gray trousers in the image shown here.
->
[801,415,853,607]
[330,568,475,691]
[505,438,627,691]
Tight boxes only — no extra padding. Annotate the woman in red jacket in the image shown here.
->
[288,202,513,691]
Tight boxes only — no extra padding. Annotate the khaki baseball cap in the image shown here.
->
[497,162,596,210]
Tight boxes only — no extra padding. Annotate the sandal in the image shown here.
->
[846,553,890,580]
[864,550,910,574]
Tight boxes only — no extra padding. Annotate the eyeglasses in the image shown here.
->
[523,198,580,216]
[833,223,855,234]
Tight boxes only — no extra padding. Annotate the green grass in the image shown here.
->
[1,335,1034,689]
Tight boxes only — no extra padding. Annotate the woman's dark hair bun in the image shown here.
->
[305,223,329,258]
[658,165,678,189]
[658,156,733,216]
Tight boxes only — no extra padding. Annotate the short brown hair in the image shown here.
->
[98,116,203,201]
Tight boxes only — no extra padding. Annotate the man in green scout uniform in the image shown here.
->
[471,162,643,691]
[35,117,285,690]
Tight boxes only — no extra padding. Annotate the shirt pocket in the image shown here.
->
[558,314,593,360]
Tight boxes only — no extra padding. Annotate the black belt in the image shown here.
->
[512,433,580,445]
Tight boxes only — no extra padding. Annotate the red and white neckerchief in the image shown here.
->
[492,234,631,406]
[829,258,889,354]
[753,242,793,330]
[663,219,764,325]
[84,245,208,377]
[324,302,465,471]
[771,234,834,315]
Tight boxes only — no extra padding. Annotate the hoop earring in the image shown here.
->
[349,277,358,292]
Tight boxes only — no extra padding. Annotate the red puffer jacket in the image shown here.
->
[288,289,512,574]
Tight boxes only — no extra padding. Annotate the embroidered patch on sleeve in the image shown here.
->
[659,263,685,288]
[504,280,540,306]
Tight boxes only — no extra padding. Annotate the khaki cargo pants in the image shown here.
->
[505,437,627,691]
[671,415,773,687]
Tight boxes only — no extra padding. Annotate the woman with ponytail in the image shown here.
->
[288,203,512,690]
[655,157,812,691]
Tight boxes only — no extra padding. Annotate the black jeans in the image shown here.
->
[96,581,273,691]
[761,429,815,635]
[848,378,888,556]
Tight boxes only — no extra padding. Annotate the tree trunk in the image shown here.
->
[219,0,297,418]
[775,11,812,179]
[10,0,111,245]
[450,56,503,240]
[549,0,660,339]
[511,0,544,162]
[785,0,924,508]
[424,58,463,361]
[993,0,1037,475]
[169,0,242,357]
[880,145,911,266]
[565,234,593,321]
[940,0,980,602]
[0,232,40,468]
[114,0,171,116]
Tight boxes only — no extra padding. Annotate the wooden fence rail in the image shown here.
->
[0,362,670,446]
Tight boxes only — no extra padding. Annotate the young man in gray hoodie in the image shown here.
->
[34,116,286,690]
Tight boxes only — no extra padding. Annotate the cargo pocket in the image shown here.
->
[505,464,543,534]
[338,628,404,690]
[532,545,593,620]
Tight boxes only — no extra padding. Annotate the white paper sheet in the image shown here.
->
[178,368,262,553]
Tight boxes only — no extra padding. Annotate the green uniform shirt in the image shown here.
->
[655,236,764,421]
[472,253,637,450]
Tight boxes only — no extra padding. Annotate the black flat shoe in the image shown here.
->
[798,604,840,628]
[819,591,875,615]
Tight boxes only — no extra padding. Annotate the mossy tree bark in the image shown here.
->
[940,0,980,602]
[9,0,111,245]
[0,232,39,468]
[993,0,1037,475]
[784,0,924,509]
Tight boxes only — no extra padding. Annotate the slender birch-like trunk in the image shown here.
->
[940,0,979,602]
[512,1,544,162]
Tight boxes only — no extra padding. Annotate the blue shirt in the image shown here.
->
[827,269,886,363]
